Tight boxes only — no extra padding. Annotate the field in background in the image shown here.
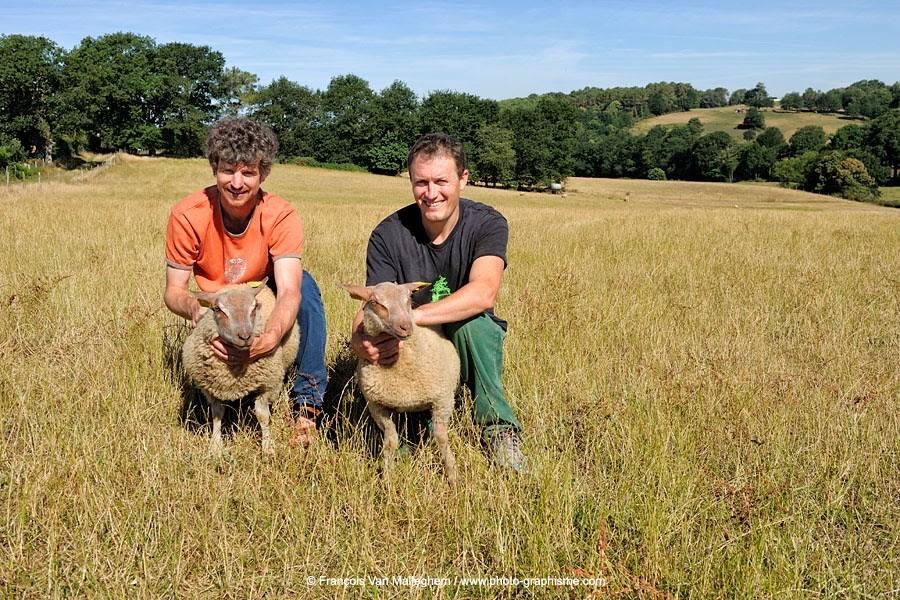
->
[1,157,898,597]
[632,106,855,141]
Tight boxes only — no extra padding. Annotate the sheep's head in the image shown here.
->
[195,278,268,349]
[344,281,429,340]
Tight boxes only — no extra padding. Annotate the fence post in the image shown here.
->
[5,166,9,187]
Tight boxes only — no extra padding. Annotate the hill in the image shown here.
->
[631,105,858,141]
[1,158,898,596]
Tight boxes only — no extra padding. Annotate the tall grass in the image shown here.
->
[1,157,898,597]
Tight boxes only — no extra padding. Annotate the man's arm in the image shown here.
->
[164,266,203,325]
[248,258,302,361]
[413,255,504,326]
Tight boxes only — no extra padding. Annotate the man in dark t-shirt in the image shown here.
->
[350,133,528,473]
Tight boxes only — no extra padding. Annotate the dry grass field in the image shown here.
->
[632,106,855,141]
[1,156,898,597]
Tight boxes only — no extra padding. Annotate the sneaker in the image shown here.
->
[289,405,320,449]
[486,429,530,474]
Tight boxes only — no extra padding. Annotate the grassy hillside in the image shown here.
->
[632,106,857,141]
[1,157,898,597]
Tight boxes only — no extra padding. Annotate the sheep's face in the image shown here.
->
[344,282,428,340]
[197,282,267,349]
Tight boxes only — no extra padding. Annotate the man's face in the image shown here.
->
[215,161,266,214]
[409,153,468,226]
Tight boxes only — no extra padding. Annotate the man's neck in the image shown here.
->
[220,197,257,234]
[423,205,461,245]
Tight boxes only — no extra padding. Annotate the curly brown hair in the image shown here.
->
[206,118,279,177]
[407,133,466,177]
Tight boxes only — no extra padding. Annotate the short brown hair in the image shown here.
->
[206,118,279,177]
[407,133,466,177]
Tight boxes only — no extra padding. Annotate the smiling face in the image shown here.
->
[215,161,266,220]
[409,153,468,239]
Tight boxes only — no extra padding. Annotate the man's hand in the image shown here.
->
[350,328,402,366]
[210,330,280,368]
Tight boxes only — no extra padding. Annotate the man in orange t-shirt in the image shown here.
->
[164,118,326,447]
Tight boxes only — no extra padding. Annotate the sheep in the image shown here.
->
[181,278,299,456]
[344,281,460,483]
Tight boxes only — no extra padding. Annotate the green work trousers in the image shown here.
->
[444,313,522,440]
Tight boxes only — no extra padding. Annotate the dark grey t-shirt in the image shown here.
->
[366,198,509,328]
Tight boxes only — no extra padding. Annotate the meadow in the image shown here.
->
[631,106,854,141]
[1,156,898,597]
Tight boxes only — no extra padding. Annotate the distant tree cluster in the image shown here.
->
[575,111,899,201]
[1,32,898,201]
[779,80,899,118]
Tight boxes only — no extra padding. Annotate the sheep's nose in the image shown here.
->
[238,332,252,342]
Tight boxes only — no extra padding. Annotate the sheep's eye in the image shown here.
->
[211,306,221,313]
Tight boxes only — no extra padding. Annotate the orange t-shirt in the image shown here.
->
[165,186,303,292]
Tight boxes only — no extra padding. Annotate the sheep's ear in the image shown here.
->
[405,281,431,295]
[343,284,373,302]
[195,291,217,307]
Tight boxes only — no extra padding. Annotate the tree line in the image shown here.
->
[1,32,899,201]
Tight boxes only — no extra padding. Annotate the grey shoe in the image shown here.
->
[486,429,530,474]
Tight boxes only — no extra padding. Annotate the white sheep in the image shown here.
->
[182,279,299,456]
[344,282,460,483]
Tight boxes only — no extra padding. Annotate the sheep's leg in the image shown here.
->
[204,392,225,457]
[254,391,275,455]
[432,414,458,485]
[368,403,398,475]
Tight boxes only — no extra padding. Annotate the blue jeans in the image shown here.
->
[289,271,328,410]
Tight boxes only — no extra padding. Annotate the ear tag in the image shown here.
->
[248,281,263,288]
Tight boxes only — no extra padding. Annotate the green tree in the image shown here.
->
[780,92,802,111]
[317,74,375,165]
[153,41,226,156]
[647,167,666,180]
[729,89,747,105]
[740,106,765,130]
[756,127,785,150]
[802,88,819,111]
[0,35,64,161]
[472,124,515,186]
[503,96,578,187]
[842,80,892,118]
[690,131,737,181]
[772,151,818,187]
[218,67,258,117]
[815,89,842,113]
[744,82,773,108]
[420,90,499,147]
[804,151,879,201]
[249,77,320,158]
[58,33,159,152]
[865,108,900,178]
[788,125,826,156]
[831,124,866,150]
[699,87,728,108]
[367,80,420,173]
[365,142,409,175]
[736,142,776,180]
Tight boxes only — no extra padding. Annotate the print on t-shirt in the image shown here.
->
[430,275,452,303]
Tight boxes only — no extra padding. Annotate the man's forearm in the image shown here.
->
[414,281,495,326]
[164,287,200,322]
[265,289,301,342]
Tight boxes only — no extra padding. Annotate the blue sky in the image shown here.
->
[4,0,899,100]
